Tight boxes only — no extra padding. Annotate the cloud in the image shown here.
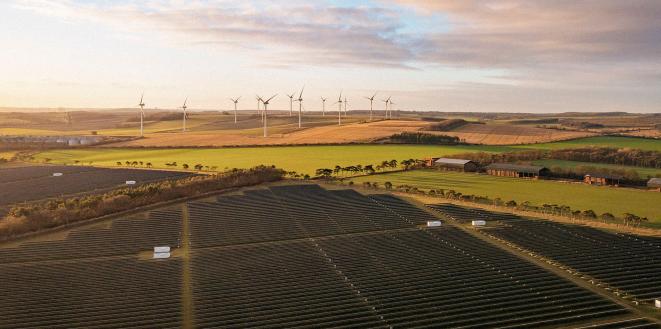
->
[395,0,661,68]
[14,0,419,68]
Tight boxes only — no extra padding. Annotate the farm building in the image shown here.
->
[433,158,478,172]
[485,163,549,179]
[647,177,661,191]
[584,173,622,186]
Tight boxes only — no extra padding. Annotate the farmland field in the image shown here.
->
[349,169,661,222]
[440,123,594,145]
[32,144,511,175]
[1,184,655,328]
[516,136,661,152]
[0,165,192,206]
[532,159,661,179]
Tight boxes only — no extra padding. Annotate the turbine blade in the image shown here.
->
[266,94,278,102]
[299,85,305,99]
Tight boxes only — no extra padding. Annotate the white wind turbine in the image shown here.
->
[256,96,263,122]
[344,96,348,117]
[333,91,343,126]
[321,97,327,116]
[382,96,391,119]
[230,96,241,124]
[257,94,277,137]
[295,86,305,128]
[181,98,188,132]
[365,92,376,122]
[138,93,145,137]
[287,92,295,117]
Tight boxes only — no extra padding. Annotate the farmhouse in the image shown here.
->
[584,173,622,186]
[647,177,661,191]
[433,158,478,172]
[485,163,549,179]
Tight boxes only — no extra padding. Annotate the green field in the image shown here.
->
[515,136,661,152]
[533,159,661,179]
[33,144,511,175]
[32,136,661,175]
[350,169,661,223]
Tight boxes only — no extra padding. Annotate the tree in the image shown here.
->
[582,210,597,219]
[384,181,393,190]
[116,161,122,166]
[364,165,375,175]
[146,162,153,168]
[600,212,615,223]
[505,200,517,208]
[182,163,189,169]
[315,168,333,178]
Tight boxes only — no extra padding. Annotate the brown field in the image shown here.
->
[105,120,430,147]
[435,123,595,145]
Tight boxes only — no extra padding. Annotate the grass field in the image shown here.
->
[349,169,661,222]
[533,159,661,179]
[33,144,510,175]
[516,136,661,152]
[32,136,661,175]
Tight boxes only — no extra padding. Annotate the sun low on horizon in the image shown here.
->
[1,0,660,113]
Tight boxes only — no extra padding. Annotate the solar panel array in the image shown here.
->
[429,203,661,304]
[1,185,658,328]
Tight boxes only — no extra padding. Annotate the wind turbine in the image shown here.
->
[181,98,188,132]
[286,92,295,117]
[382,96,391,119]
[365,92,376,122]
[344,97,348,117]
[230,96,241,124]
[321,97,327,116]
[256,96,263,122]
[295,86,304,128]
[138,93,145,137]
[258,94,277,137]
[334,91,343,126]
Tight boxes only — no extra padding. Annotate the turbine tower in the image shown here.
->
[365,93,376,122]
[344,97,348,117]
[230,96,241,124]
[321,97,327,116]
[389,99,395,119]
[138,93,145,137]
[181,98,188,132]
[258,94,277,137]
[295,86,304,128]
[287,92,295,117]
[382,96,391,119]
[334,91,343,126]
[256,96,263,122]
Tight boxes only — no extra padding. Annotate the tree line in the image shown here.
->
[388,132,461,145]
[0,166,284,239]
[355,181,650,227]
[315,159,426,178]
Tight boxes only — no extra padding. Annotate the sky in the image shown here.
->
[1,0,660,113]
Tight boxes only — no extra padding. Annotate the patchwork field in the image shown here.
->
[31,136,661,176]
[106,120,431,147]
[1,184,656,328]
[439,123,594,145]
[350,169,661,222]
[32,144,510,175]
[0,165,192,206]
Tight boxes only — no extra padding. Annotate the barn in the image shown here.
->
[485,163,549,179]
[647,177,661,191]
[434,158,479,172]
[584,173,622,186]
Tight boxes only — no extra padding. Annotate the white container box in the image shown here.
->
[52,173,63,177]
[125,180,137,185]
[427,220,442,227]
[153,252,171,259]
[472,220,486,226]
[154,246,171,253]
[655,299,661,308]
